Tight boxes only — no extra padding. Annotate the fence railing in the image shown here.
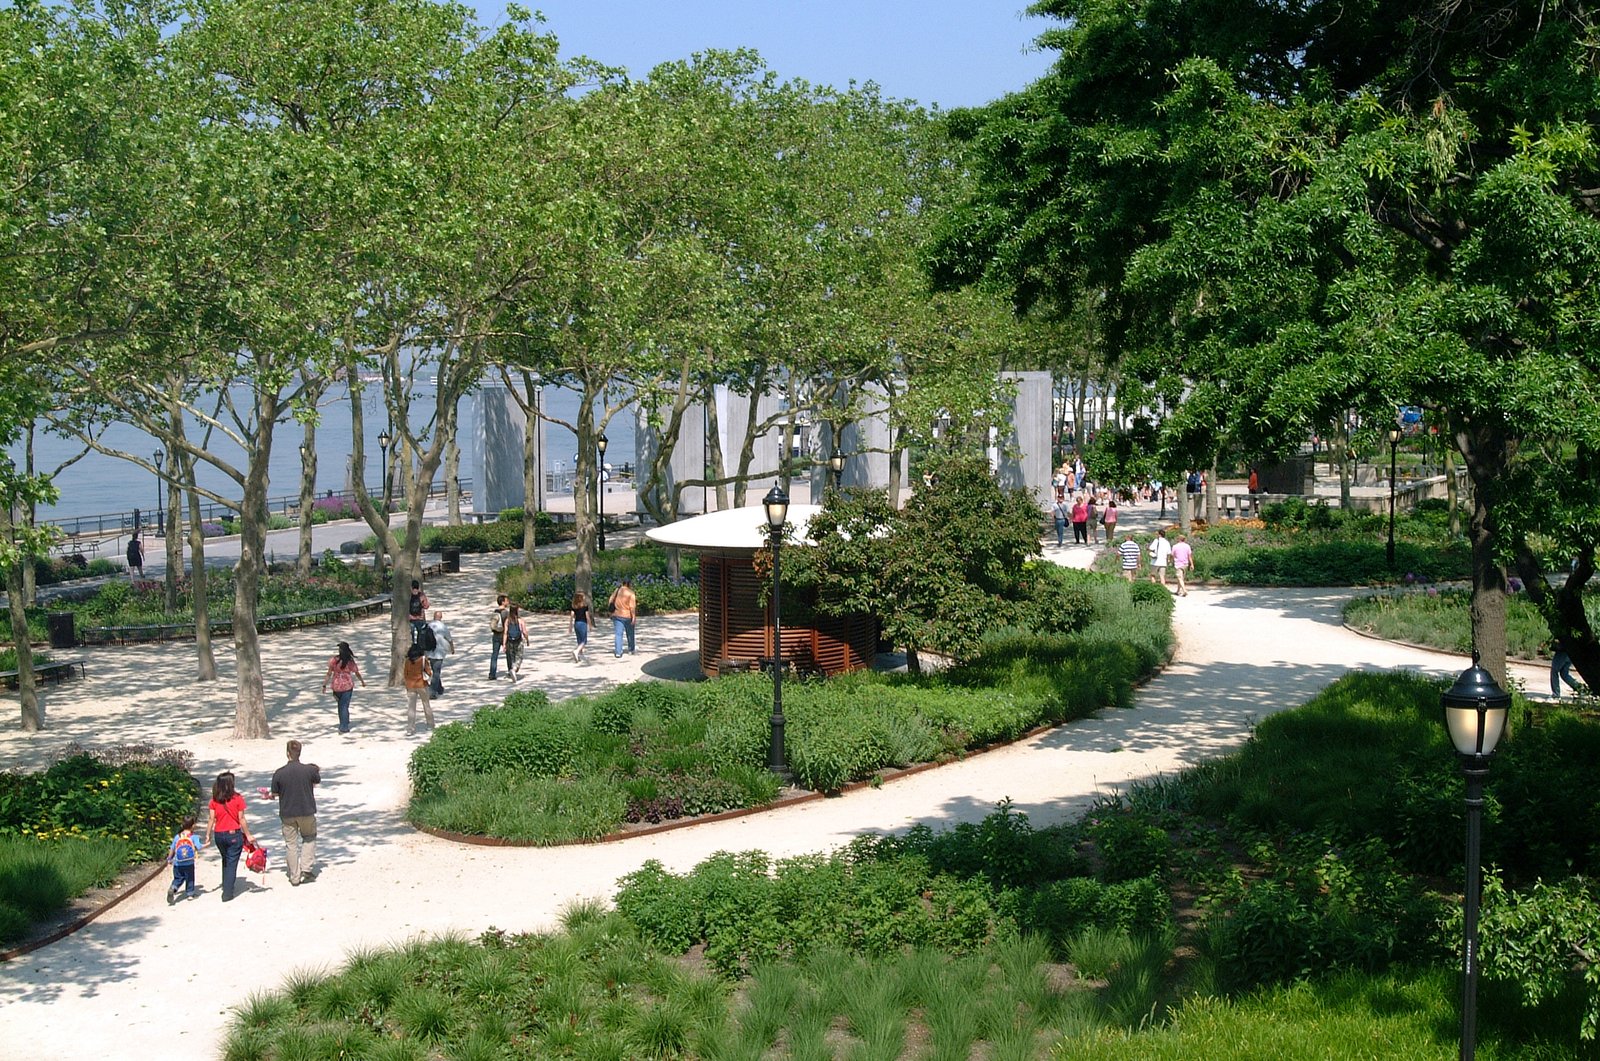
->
[41,478,472,542]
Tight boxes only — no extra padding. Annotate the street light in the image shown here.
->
[1442,654,1511,1061]
[828,451,845,491]
[1387,426,1402,568]
[597,433,609,552]
[763,484,789,773]
[152,449,164,531]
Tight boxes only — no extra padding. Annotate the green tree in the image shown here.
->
[790,455,1041,672]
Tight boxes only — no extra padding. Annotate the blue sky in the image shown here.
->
[472,2,1059,109]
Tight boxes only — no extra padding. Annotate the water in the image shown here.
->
[11,383,634,523]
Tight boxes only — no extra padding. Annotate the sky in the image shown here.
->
[471,2,1060,110]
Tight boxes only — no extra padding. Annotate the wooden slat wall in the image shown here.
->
[698,553,877,678]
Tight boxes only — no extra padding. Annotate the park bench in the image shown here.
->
[1,658,87,689]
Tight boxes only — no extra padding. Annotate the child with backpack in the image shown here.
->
[503,603,527,681]
[167,816,201,904]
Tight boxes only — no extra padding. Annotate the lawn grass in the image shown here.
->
[1345,587,1600,661]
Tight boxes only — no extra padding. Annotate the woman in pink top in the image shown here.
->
[1070,496,1089,544]
[1171,535,1193,597]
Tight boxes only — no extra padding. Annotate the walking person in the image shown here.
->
[402,644,434,735]
[165,816,201,905]
[425,610,454,696]
[204,771,254,903]
[1051,497,1068,548]
[1552,639,1582,698]
[1102,497,1119,540]
[608,578,638,657]
[1071,495,1089,545]
[271,740,320,886]
[1148,529,1173,588]
[320,641,365,733]
[406,580,430,644]
[569,591,590,662]
[488,593,509,679]
[1117,533,1142,582]
[503,603,527,680]
[126,535,144,578]
[1171,533,1193,596]
[1085,495,1099,545]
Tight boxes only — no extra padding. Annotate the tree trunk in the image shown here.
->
[1514,544,1600,692]
[4,509,41,731]
[707,386,729,512]
[905,644,923,677]
[1445,445,1460,536]
[297,418,317,576]
[164,477,181,611]
[522,389,541,568]
[186,468,217,682]
[1338,422,1353,511]
[230,412,278,740]
[1455,423,1517,687]
[573,397,597,601]
[445,433,462,526]
[1204,454,1219,524]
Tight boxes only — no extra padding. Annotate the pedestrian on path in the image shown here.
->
[608,579,637,657]
[126,536,144,578]
[165,816,200,904]
[1086,496,1099,545]
[488,594,509,679]
[403,644,435,734]
[569,591,590,662]
[1051,498,1068,547]
[204,771,255,903]
[1148,529,1172,588]
[1171,534,1192,596]
[1071,495,1088,544]
[1102,498,1119,540]
[1117,533,1141,582]
[270,740,320,886]
[425,610,454,696]
[1552,639,1581,698]
[504,603,527,680]
[321,641,365,733]
[407,580,429,644]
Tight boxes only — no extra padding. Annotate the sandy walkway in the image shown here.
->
[0,510,1547,1060]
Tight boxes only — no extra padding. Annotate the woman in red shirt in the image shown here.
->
[205,771,254,902]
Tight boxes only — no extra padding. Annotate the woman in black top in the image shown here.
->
[569,592,590,662]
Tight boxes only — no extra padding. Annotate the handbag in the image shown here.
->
[244,841,268,874]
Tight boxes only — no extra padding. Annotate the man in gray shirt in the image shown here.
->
[271,740,321,886]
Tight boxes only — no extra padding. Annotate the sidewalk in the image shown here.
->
[0,506,1549,1060]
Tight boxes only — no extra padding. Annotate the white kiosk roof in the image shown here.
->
[645,504,823,551]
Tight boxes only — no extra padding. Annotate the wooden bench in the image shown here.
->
[1,659,86,689]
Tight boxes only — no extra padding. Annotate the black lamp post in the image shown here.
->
[763,484,789,773]
[1442,653,1511,1061]
[828,451,845,490]
[377,429,392,573]
[152,449,165,530]
[1387,426,1402,568]
[597,433,609,552]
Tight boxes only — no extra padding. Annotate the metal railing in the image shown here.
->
[41,478,472,542]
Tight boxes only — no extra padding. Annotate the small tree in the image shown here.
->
[792,455,1042,673]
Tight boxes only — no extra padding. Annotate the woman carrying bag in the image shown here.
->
[205,771,254,903]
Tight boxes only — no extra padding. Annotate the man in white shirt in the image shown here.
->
[426,610,455,696]
[1148,529,1173,588]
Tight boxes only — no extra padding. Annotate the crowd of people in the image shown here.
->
[1048,456,1197,595]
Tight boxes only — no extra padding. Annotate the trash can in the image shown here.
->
[47,611,76,650]
[440,546,462,574]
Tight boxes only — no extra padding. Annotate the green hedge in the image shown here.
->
[496,541,700,614]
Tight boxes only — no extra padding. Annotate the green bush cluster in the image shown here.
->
[1345,586,1600,661]
[614,801,1174,979]
[12,554,121,588]
[408,569,1172,841]
[0,750,196,943]
[496,541,700,614]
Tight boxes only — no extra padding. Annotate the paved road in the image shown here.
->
[0,502,1549,1060]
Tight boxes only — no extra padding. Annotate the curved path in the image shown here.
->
[0,508,1549,1060]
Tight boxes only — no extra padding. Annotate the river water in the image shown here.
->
[11,383,635,523]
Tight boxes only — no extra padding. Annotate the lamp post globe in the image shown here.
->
[763,484,790,773]
[1442,652,1511,1061]
[828,452,845,490]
